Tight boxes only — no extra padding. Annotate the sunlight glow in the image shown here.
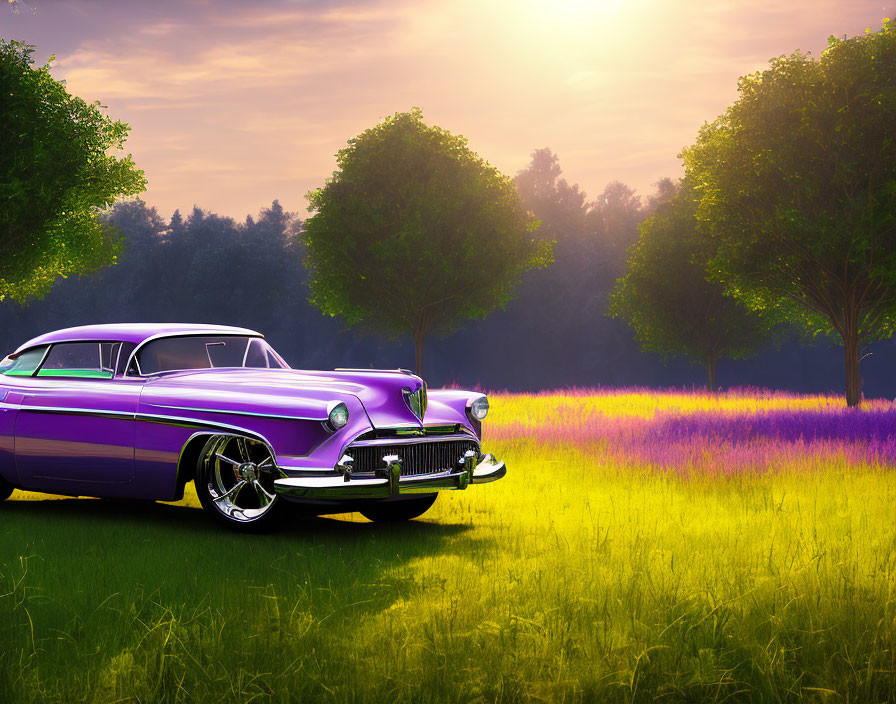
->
[546,0,625,17]
[513,0,628,31]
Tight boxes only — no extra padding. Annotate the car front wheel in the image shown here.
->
[0,477,13,501]
[359,494,437,522]
[195,434,281,530]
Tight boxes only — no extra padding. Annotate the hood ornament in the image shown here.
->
[403,385,427,421]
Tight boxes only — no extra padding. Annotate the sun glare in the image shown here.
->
[517,0,627,25]
[504,0,630,42]
[550,0,625,17]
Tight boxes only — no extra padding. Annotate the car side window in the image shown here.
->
[115,342,137,376]
[36,342,121,379]
[0,346,48,376]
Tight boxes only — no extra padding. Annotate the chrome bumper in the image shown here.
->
[273,453,506,500]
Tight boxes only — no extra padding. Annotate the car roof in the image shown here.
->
[13,323,263,355]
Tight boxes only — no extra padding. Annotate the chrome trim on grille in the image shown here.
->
[345,437,479,477]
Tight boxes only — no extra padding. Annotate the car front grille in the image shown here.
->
[346,439,480,476]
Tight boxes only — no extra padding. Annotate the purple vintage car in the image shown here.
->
[0,324,505,528]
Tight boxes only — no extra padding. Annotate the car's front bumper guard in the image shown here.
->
[273,451,506,500]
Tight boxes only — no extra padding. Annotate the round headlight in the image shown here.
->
[470,396,489,421]
[328,402,349,429]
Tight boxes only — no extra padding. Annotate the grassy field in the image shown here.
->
[1,389,895,703]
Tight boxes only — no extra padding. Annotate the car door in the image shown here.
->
[0,345,49,487]
[0,387,20,488]
[13,341,143,490]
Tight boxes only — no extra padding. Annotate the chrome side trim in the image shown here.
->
[2,402,276,440]
[3,403,134,419]
[334,368,417,376]
[147,403,326,422]
[134,413,270,439]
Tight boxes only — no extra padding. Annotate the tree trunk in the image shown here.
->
[843,302,861,407]
[705,354,718,393]
[413,326,424,378]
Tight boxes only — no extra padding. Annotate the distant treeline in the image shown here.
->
[0,150,893,396]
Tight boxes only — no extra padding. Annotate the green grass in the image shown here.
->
[1,393,895,702]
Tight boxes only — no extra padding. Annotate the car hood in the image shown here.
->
[138,367,434,428]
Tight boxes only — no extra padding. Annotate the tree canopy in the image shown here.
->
[0,40,145,302]
[301,109,552,375]
[609,183,772,390]
[682,20,896,405]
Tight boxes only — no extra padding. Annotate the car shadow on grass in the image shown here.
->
[0,496,494,703]
[2,495,474,537]
[1,496,489,630]
[0,495,486,570]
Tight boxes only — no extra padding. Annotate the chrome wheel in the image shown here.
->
[200,435,279,524]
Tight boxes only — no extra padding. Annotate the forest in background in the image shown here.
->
[0,148,892,397]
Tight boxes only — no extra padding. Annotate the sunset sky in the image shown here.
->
[2,0,891,220]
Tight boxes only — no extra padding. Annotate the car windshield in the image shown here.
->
[133,336,288,375]
[0,346,48,376]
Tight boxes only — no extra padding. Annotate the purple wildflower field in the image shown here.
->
[489,387,896,475]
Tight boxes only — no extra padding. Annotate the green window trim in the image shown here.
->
[36,369,114,379]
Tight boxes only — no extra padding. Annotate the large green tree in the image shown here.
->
[301,109,552,375]
[0,40,145,302]
[682,20,896,406]
[609,183,771,390]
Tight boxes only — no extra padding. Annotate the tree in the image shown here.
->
[682,20,896,406]
[0,40,145,302]
[505,149,604,381]
[301,109,552,375]
[645,177,678,214]
[608,183,772,391]
[515,148,589,240]
[588,180,644,277]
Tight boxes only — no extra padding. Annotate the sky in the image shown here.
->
[2,0,892,220]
